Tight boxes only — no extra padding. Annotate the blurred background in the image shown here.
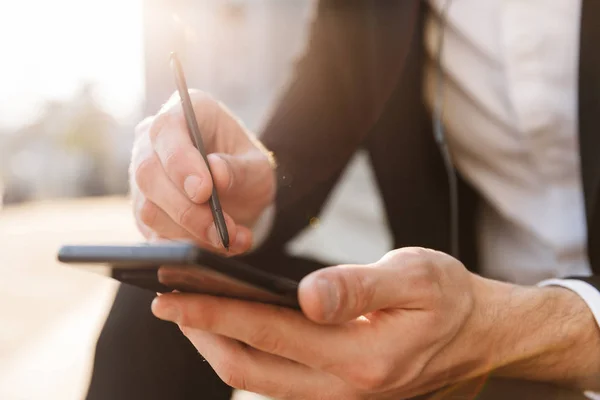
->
[0,0,390,399]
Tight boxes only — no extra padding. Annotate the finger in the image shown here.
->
[298,248,442,324]
[181,329,344,399]
[130,135,155,240]
[130,122,155,192]
[149,109,213,204]
[151,293,363,373]
[130,126,197,242]
[134,151,246,253]
[136,199,193,240]
[137,199,253,254]
[130,134,252,253]
[131,190,155,240]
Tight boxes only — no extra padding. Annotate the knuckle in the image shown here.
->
[380,247,431,269]
[406,246,432,257]
[248,324,285,355]
[177,300,218,333]
[220,156,237,193]
[419,260,441,284]
[198,308,219,332]
[414,262,444,304]
[218,362,247,390]
[162,146,189,176]
[134,155,160,193]
[392,247,431,262]
[177,305,202,331]
[149,112,176,143]
[175,202,197,228]
[139,200,159,228]
[338,272,375,314]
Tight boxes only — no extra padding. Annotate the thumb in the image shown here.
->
[298,249,437,324]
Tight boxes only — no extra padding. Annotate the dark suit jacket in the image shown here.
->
[245,0,600,296]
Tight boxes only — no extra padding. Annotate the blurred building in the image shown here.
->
[0,85,131,204]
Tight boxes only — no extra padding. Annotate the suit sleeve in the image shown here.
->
[253,0,420,252]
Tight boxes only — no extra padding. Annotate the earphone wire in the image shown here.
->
[432,0,459,258]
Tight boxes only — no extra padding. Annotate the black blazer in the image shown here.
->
[245,0,600,293]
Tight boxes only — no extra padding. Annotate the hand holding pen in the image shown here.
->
[128,52,276,255]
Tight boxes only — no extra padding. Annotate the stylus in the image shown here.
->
[170,52,230,250]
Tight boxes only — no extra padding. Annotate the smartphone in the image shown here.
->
[57,242,300,309]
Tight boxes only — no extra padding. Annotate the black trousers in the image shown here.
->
[86,283,233,400]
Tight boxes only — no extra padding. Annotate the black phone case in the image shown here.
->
[58,242,300,309]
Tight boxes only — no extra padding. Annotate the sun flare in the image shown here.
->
[0,0,144,129]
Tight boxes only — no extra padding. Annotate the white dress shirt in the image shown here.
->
[424,0,599,396]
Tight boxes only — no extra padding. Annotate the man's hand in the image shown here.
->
[490,283,600,391]
[151,247,600,399]
[151,248,600,398]
[130,90,276,254]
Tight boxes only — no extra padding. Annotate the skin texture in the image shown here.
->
[131,91,600,399]
[130,90,275,255]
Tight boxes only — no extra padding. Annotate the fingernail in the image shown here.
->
[152,297,180,322]
[316,278,339,321]
[184,175,203,201]
[206,224,220,247]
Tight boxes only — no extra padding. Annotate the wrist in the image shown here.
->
[474,276,600,389]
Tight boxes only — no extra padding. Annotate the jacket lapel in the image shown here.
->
[578,0,600,273]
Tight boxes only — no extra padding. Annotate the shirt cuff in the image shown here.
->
[249,204,275,252]
[537,278,600,400]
